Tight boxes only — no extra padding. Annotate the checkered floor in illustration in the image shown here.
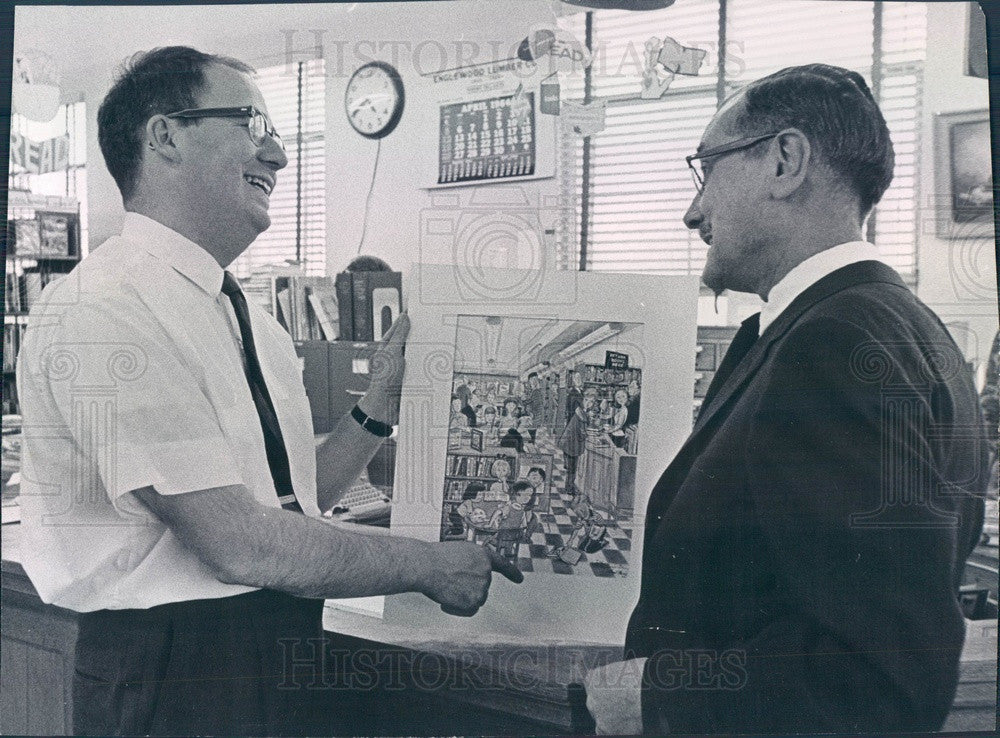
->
[516,428,633,578]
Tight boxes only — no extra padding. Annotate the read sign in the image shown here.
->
[605,350,629,370]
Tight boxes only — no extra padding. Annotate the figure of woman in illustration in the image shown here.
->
[606,388,630,448]
[480,405,499,438]
[558,389,596,501]
[498,398,520,433]
[624,379,641,430]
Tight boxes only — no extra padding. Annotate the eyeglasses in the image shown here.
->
[685,132,781,193]
[165,106,284,151]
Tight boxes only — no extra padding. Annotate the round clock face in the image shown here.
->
[345,61,404,140]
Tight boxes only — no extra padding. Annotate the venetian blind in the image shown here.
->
[563,0,720,274]
[230,58,327,277]
[561,1,926,284]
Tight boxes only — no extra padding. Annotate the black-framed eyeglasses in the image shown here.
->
[685,132,781,193]
[165,106,284,151]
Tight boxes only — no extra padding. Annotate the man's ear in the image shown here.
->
[770,128,810,200]
[145,115,182,162]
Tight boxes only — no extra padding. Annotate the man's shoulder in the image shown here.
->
[798,275,939,338]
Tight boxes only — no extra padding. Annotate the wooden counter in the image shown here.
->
[0,522,608,735]
[4,520,996,735]
[580,435,635,519]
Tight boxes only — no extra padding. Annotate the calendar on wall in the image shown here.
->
[438,92,536,185]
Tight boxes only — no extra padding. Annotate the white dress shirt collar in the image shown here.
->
[121,211,226,296]
[759,241,883,335]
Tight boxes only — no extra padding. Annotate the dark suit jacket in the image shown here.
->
[625,261,988,734]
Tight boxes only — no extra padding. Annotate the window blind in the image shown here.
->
[230,58,327,278]
[561,1,926,285]
[562,0,720,274]
[872,1,926,283]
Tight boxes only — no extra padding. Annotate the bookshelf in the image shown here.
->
[4,190,83,415]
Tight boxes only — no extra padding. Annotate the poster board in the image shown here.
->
[351,265,698,647]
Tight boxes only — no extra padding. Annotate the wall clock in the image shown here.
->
[345,61,405,139]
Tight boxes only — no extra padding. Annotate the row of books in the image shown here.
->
[584,364,642,386]
[239,267,340,341]
[443,479,479,503]
[3,325,24,373]
[445,453,517,479]
[8,214,76,257]
[334,271,402,342]
[4,270,61,314]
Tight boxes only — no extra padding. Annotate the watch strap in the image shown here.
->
[351,404,393,437]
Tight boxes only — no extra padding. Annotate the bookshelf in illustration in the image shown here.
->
[440,449,518,540]
[4,191,83,415]
[581,364,642,401]
[454,372,520,404]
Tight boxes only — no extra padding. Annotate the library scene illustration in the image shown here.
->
[439,315,643,578]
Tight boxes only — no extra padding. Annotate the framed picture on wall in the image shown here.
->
[933,109,993,239]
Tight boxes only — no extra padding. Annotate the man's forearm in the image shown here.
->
[224,503,429,599]
[314,388,394,511]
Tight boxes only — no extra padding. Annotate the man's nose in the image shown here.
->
[683,196,703,230]
[260,136,288,170]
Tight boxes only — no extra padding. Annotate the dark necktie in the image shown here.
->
[221,271,303,513]
[699,311,761,417]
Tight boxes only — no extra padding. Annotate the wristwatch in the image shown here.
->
[351,404,394,437]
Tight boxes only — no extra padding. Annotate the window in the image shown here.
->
[561,1,926,284]
[229,58,326,278]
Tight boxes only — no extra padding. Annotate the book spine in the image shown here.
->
[352,271,373,341]
[335,272,354,341]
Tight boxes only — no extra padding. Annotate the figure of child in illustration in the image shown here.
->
[486,456,514,500]
[486,481,542,564]
[455,482,489,541]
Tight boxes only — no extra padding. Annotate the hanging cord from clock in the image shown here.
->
[356,138,382,254]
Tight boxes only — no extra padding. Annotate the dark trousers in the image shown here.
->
[565,454,579,494]
[73,589,324,736]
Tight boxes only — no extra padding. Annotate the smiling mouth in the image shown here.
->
[244,174,273,195]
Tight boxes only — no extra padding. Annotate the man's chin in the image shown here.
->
[700,263,727,296]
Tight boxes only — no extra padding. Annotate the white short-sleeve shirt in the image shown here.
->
[16,212,319,612]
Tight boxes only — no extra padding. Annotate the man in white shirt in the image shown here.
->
[584,63,988,734]
[16,46,520,736]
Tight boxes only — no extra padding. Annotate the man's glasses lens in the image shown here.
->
[688,161,704,193]
[249,113,283,151]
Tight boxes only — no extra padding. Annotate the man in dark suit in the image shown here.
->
[584,64,988,734]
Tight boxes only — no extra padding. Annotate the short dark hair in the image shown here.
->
[463,482,487,500]
[98,46,254,202]
[730,63,894,218]
[527,467,546,481]
[511,480,536,508]
[347,255,393,272]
